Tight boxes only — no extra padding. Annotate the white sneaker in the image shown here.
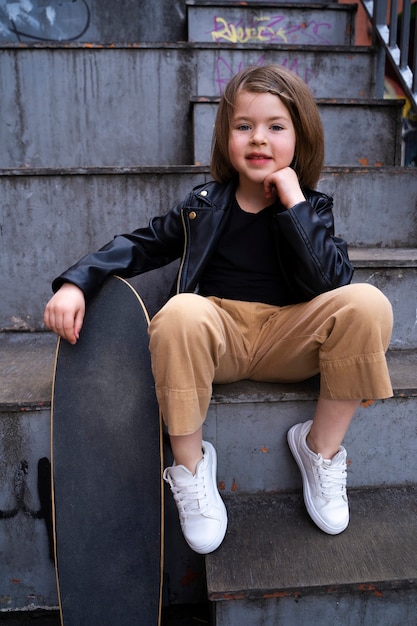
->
[163,441,227,554]
[287,420,349,535]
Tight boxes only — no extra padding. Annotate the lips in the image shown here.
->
[246,153,271,160]
[245,153,272,167]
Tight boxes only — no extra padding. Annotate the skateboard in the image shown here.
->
[51,275,163,625]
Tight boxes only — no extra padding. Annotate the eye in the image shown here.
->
[236,124,251,131]
[271,124,284,131]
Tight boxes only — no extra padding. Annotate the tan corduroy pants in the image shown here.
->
[148,283,393,436]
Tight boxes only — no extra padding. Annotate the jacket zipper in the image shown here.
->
[176,209,188,294]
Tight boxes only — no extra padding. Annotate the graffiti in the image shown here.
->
[215,54,266,94]
[215,55,319,95]
[0,0,90,42]
[210,14,333,46]
[1,458,53,560]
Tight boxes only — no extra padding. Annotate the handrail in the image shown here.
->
[361,0,417,112]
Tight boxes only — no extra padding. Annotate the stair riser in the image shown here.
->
[193,101,403,167]
[204,395,417,493]
[1,171,416,332]
[0,401,205,612]
[188,4,356,46]
[0,409,57,612]
[0,0,344,46]
[213,589,417,626]
[0,0,186,44]
[194,48,375,99]
[319,168,417,248]
[0,47,376,169]
[352,267,417,350]
[2,395,416,612]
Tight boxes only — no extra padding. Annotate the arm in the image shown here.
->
[45,198,187,342]
[275,193,353,298]
[52,208,185,299]
[264,167,353,298]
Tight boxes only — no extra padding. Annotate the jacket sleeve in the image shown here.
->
[274,192,353,300]
[52,200,186,299]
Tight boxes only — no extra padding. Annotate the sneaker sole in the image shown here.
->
[287,425,348,535]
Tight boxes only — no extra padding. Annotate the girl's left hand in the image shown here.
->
[264,167,305,209]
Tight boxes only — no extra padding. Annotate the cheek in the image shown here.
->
[228,139,240,165]
[282,136,296,164]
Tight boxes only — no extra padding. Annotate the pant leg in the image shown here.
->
[148,293,252,436]
[248,283,393,400]
[149,284,394,434]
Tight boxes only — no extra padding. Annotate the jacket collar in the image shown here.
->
[190,178,238,211]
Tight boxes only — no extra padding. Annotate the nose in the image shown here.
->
[250,126,267,145]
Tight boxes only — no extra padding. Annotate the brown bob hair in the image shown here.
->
[211,64,325,190]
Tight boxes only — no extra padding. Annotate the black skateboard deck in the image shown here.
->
[51,275,163,625]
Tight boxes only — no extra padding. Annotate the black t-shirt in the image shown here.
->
[198,199,284,305]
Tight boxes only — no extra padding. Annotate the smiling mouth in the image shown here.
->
[246,154,271,161]
[246,154,272,162]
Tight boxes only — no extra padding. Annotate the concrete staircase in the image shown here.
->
[1,1,416,623]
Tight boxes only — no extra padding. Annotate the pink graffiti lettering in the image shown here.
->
[215,56,319,95]
[215,55,266,94]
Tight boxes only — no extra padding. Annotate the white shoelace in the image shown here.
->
[314,456,347,499]
[163,469,208,515]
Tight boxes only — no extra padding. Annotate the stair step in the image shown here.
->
[1,335,415,411]
[2,331,416,492]
[209,349,417,405]
[1,166,415,334]
[206,487,417,625]
[187,0,357,46]
[204,348,417,492]
[349,247,417,267]
[0,44,376,168]
[192,98,403,167]
[0,332,56,410]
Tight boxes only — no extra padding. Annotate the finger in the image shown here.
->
[44,307,61,337]
[43,306,52,331]
[263,176,275,198]
[61,311,79,344]
[74,308,85,341]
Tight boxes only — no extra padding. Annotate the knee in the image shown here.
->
[149,293,210,341]
[349,283,392,320]
[340,283,393,343]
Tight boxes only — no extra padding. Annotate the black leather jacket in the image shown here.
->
[53,179,353,304]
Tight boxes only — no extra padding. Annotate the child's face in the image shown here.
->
[228,90,296,191]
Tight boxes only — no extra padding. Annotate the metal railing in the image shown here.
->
[361,0,417,112]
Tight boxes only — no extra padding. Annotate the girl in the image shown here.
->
[44,65,393,554]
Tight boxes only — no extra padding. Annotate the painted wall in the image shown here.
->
[0,0,186,43]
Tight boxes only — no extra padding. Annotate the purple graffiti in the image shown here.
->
[215,54,266,94]
[215,56,319,95]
